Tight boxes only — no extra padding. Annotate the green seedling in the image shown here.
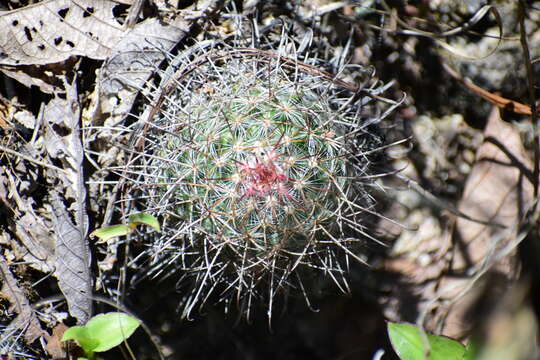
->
[91,213,160,243]
[387,322,473,360]
[61,312,141,360]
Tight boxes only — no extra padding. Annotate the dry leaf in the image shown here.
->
[0,254,46,344]
[51,190,93,324]
[453,107,533,267]
[0,0,126,66]
[0,58,79,93]
[98,17,189,124]
[45,322,69,359]
[1,168,56,273]
[0,1,187,96]
[433,107,534,337]
[0,93,15,129]
[43,78,92,323]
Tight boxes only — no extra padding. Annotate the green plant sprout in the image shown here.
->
[387,322,474,360]
[61,312,141,360]
[90,213,160,242]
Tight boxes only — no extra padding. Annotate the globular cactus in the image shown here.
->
[115,24,402,319]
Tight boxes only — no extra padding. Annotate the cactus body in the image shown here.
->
[116,33,401,318]
[157,71,353,248]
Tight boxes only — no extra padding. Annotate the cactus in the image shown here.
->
[113,24,403,319]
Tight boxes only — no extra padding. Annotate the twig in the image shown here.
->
[518,0,539,198]
[0,145,68,173]
[441,61,534,116]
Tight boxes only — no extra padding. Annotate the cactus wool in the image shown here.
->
[114,28,401,319]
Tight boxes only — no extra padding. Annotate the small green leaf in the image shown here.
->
[427,333,467,360]
[90,224,130,242]
[62,325,86,342]
[84,312,141,352]
[61,326,100,353]
[463,339,478,360]
[388,322,467,360]
[128,213,160,232]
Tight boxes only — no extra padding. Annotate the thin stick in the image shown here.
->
[0,145,68,174]
[518,0,539,198]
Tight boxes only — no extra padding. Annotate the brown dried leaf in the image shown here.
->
[43,78,92,323]
[0,0,125,66]
[45,319,69,359]
[0,93,15,129]
[0,1,189,98]
[97,17,189,125]
[0,254,46,344]
[454,107,533,268]
[0,57,79,93]
[433,107,534,337]
[1,169,56,273]
[50,190,92,324]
